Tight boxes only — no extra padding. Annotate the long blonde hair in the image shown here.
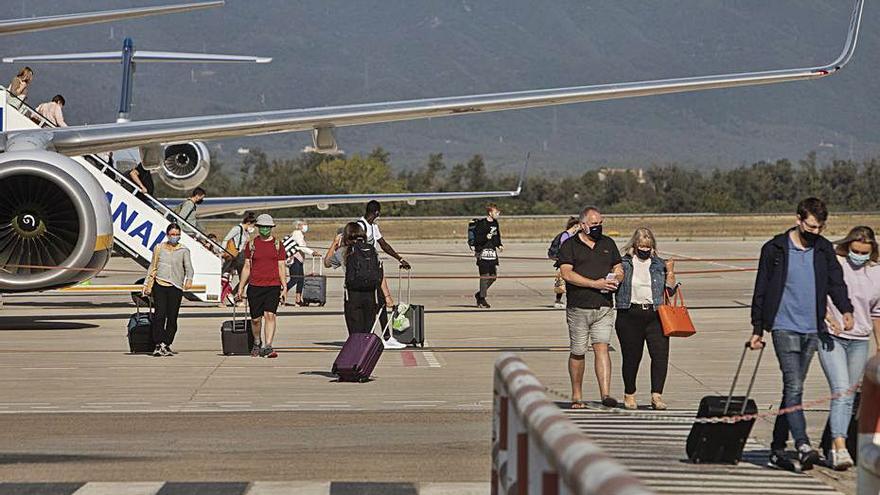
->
[622,227,658,256]
[16,67,33,82]
[835,226,878,264]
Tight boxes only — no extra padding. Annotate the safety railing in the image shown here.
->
[493,353,653,495]
[859,353,880,495]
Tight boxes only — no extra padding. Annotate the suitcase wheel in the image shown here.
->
[319,302,325,307]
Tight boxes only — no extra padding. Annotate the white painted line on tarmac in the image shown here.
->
[423,351,442,368]
[20,367,76,370]
[72,482,165,495]
[246,481,331,495]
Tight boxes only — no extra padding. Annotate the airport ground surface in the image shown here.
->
[0,239,870,494]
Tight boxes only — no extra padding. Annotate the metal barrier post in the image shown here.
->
[858,355,880,495]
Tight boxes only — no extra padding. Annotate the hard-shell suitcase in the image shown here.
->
[127,300,154,353]
[392,269,425,347]
[332,314,388,382]
[686,343,764,464]
[221,305,254,355]
[301,258,327,306]
[820,391,860,464]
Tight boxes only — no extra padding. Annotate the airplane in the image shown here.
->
[0,0,865,296]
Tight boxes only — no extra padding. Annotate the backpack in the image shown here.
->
[467,218,479,249]
[345,240,382,291]
[547,231,566,259]
[172,199,194,219]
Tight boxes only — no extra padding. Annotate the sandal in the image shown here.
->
[570,401,587,410]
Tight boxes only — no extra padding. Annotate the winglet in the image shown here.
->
[514,152,530,196]
[821,0,864,73]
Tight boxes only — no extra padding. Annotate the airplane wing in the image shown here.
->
[0,1,223,36]
[1,0,863,157]
[163,156,530,217]
[2,51,272,64]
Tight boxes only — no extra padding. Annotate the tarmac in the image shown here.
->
[0,239,867,494]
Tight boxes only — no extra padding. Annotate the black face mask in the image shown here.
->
[635,249,652,260]
[586,225,603,240]
[195,198,204,205]
[799,228,820,247]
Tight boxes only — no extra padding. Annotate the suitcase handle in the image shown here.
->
[397,267,412,304]
[370,305,393,338]
[310,255,323,276]
[135,296,153,317]
[723,342,764,415]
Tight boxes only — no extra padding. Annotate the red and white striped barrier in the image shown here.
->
[859,354,880,495]
[492,353,653,495]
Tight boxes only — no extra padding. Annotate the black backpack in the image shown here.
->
[467,218,479,249]
[547,231,566,259]
[345,241,382,291]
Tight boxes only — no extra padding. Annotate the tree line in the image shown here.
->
[155,148,880,217]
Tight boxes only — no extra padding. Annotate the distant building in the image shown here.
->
[597,167,646,184]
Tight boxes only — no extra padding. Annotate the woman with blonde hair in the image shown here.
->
[8,67,33,101]
[615,227,678,410]
[819,225,880,470]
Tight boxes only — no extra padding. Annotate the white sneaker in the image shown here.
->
[383,336,407,349]
[831,448,854,471]
[554,301,565,309]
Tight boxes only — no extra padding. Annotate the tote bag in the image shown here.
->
[658,287,696,338]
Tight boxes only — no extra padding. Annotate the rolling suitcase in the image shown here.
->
[332,313,389,382]
[221,305,254,355]
[301,258,327,306]
[686,343,764,464]
[392,269,425,347]
[127,300,154,353]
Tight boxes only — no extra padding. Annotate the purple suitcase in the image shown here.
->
[332,314,387,382]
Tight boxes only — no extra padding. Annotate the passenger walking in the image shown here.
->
[221,212,256,306]
[357,200,409,348]
[550,217,581,308]
[472,203,503,308]
[284,219,321,306]
[818,226,880,470]
[749,197,854,471]
[142,223,193,357]
[35,95,67,127]
[8,66,32,103]
[558,206,623,409]
[615,228,678,410]
[236,214,287,358]
[174,187,206,231]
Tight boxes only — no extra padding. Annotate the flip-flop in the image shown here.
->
[570,401,587,410]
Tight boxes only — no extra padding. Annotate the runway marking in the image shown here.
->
[422,351,441,368]
[401,350,418,367]
[72,481,165,495]
[0,481,491,495]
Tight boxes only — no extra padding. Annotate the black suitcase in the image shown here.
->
[392,269,425,347]
[127,301,154,353]
[820,390,860,464]
[301,258,327,306]
[221,305,254,355]
[686,343,764,464]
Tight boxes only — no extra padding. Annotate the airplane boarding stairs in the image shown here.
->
[1,89,223,302]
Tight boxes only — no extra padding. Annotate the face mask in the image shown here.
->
[490,211,500,220]
[799,228,820,247]
[246,226,255,234]
[635,249,652,260]
[848,250,870,266]
[301,225,309,233]
[586,224,603,240]
[168,235,180,245]
[195,198,204,205]
[258,227,272,237]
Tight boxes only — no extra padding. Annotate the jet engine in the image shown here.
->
[158,141,210,191]
[0,151,113,293]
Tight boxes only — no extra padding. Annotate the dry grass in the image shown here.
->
[200,213,880,244]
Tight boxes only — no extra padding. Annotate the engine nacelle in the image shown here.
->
[158,141,210,191]
[0,151,113,292]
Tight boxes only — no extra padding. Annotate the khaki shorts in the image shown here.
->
[566,306,615,355]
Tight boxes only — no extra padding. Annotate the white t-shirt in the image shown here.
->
[631,257,653,304]
[357,217,382,247]
[223,225,250,252]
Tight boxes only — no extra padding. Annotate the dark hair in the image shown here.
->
[191,187,206,197]
[207,233,218,241]
[52,94,65,105]
[242,211,256,224]
[343,221,366,246]
[835,226,879,262]
[166,222,181,234]
[365,200,381,216]
[485,203,498,213]
[797,197,828,223]
[565,216,579,230]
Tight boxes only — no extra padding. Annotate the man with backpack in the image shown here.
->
[549,217,581,308]
[470,203,503,308]
[236,214,288,358]
[221,212,256,306]
[173,187,206,232]
[357,200,410,348]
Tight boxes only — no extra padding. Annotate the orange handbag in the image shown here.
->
[658,287,696,338]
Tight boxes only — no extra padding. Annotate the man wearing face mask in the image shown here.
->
[558,206,623,409]
[749,197,854,472]
[236,214,288,358]
[174,187,206,233]
[222,212,257,307]
[472,203,504,308]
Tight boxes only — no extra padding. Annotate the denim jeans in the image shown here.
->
[771,330,819,451]
[817,334,870,439]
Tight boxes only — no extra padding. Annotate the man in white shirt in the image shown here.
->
[35,94,67,127]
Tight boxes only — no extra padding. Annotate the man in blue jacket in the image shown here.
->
[749,197,853,471]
